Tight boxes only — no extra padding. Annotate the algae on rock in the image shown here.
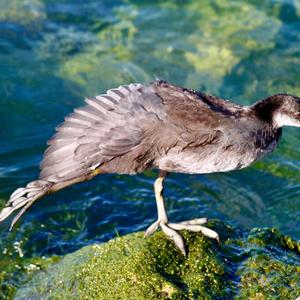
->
[12,220,300,300]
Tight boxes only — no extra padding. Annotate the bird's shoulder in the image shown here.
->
[151,80,243,131]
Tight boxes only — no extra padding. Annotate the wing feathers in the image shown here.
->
[40,83,161,182]
[84,97,111,114]
[74,107,102,122]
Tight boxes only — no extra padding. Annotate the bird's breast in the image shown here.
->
[157,149,254,174]
[156,136,279,174]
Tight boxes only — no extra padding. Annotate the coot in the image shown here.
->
[1,80,299,255]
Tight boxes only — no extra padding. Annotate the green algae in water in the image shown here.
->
[12,221,300,300]
[54,0,284,96]
[0,0,45,26]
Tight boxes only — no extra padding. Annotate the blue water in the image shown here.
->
[0,0,300,261]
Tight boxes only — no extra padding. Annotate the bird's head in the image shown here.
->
[273,94,300,128]
[253,94,300,128]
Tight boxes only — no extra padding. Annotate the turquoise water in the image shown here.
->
[0,0,300,264]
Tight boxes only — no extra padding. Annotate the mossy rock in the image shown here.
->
[10,220,300,300]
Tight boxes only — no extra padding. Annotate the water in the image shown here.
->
[0,0,300,263]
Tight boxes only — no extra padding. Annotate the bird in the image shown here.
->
[1,80,300,256]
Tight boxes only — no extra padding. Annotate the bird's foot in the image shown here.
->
[144,218,219,256]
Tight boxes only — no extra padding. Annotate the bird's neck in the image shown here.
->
[247,96,284,150]
[250,95,284,126]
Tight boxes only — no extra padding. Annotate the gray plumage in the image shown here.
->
[1,80,300,236]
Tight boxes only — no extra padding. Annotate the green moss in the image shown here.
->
[236,228,300,299]
[247,227,300,252]
[13,230,231,299]
[237,254,300,299]
[10,220,300,300]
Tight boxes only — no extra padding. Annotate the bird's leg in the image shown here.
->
[145,171,219,256]
[144,171,168,235]
[145,170,168,233]
[145,170,187,255]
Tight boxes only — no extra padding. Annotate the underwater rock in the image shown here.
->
[9,220,300,300]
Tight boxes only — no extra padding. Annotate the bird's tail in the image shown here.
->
[0,180,53,230]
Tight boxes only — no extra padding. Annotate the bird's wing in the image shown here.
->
[40,83,167,182]
[40,81,233,182]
